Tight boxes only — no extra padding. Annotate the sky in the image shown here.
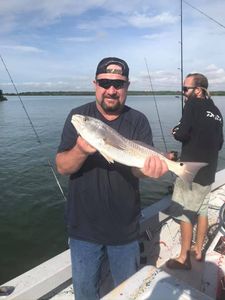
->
[0,0,225,92]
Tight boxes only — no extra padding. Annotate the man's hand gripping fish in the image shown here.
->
[71,114,207,185]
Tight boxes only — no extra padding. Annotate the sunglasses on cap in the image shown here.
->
[182,86,196,92]
[96,79,127,90]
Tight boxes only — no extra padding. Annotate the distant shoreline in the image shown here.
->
[5,91,225,96]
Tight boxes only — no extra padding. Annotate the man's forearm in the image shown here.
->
[56,145,88,175]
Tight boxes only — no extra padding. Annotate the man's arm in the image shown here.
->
[172,102,193,142]
[56,136,96,175]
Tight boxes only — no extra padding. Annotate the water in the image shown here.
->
[0,95,225,284]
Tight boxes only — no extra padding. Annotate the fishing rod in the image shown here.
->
[145,2,185,141]
[144,58,177,186]
[144,58,169,154]
[0,54,67,202]
[180,0,184,115]
[183,0,225,30]
[179,0,225,114]
[181,0,225,164]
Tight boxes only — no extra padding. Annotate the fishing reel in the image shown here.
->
[169,150,179,161]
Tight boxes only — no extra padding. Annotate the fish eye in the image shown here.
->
[179,162,184,166]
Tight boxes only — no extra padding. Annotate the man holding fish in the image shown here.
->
[56,57,169,300]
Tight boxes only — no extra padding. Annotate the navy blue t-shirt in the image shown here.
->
[58,101,153,245]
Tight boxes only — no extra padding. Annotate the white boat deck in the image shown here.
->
[1,169,225,300]
[0,250,72,300]
[102,266,212,300]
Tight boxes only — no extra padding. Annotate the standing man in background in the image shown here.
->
[56,57,168,299]
[167,73,223,270]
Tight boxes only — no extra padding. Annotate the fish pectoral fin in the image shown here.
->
[103,137,126,150]
[99,150,115,163]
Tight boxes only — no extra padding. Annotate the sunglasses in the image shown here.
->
[96,79,127,90]
[182,86,196,92]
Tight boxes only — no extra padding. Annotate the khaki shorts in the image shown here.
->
[168,178,211,223]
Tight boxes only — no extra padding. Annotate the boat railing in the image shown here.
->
[1,171,224,300]
[0,250,71,300]
[0,196,172,300]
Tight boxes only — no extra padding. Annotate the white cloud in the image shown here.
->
[0,45,44,53]
[1,1,225,92]
[0,1,179,33]
[61,36,95,43]
[203,65,225,88]
[141,32,169,40]
[128,12,178,28]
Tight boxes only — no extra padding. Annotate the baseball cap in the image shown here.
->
[96,57,129,78]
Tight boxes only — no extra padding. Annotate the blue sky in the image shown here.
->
[0,0,225,92]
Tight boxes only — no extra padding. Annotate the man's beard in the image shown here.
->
[184,90,196,102]
[101,98,122,112]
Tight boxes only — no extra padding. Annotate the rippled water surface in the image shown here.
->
[0,95,224,283]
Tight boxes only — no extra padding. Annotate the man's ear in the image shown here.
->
[195,87,203,97]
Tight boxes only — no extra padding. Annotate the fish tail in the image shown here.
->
[170,161,208,186]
